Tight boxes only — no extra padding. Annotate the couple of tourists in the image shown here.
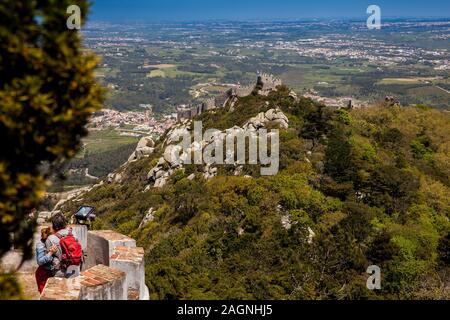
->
[35,214,83,293]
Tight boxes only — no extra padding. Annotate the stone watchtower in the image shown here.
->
[256,72,282,96]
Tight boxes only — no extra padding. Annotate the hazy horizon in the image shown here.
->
[88,17,450,24]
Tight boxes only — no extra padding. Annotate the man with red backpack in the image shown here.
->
[45,213,83,278]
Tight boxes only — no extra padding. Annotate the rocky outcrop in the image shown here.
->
[307,227,316,244]
[384,96,401,108]
[278,205,315,244]
[84,168,99,181]
[228,96,238,111]
[144,121,192,189]
[203,164,218,180]
[164,120,191,146]
[243,108,289,130]
[45,187,92,214]
[36,211,53,224]
[126,136,155,164]
[289,90,299,101]
[281,212,296,231]
[233,165,244,176]
[139,208,155,228]
[146,156,182,189]
[107,172,124,184]
[144,108,288,189]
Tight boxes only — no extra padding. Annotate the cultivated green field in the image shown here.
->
[81,129,140,156]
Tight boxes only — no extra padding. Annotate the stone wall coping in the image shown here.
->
[89,230,135,242]
[40,277,82,300]
[41,264,127,300]
[80,264,125,287]
[110,246,145,265]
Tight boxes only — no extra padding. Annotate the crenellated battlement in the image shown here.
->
[177,73,282,121]
[235,84,255,97]
[256,72,282,96]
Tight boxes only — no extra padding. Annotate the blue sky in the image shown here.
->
[90,0,450,21]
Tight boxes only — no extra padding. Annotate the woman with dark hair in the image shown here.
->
[35,227,58,294]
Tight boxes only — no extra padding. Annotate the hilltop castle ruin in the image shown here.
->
[177,73,282,121]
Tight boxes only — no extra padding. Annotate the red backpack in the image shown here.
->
[56,229,83,270]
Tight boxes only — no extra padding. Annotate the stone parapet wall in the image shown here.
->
[79,264,127,300]
[40,276,83,300]
[40,229,148,300]
[71,224,88,251]
[176,73,281,120]
[85,230,136,269]
[110,246,148,300]
[236,84,255,97]
[41,264,127,300]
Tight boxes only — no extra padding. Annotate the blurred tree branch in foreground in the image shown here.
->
[0,0,103,297]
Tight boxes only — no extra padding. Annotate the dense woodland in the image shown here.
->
[62,86,450,299]
[48,143,137,192]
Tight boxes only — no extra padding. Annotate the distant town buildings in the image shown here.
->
[88,108,177,138]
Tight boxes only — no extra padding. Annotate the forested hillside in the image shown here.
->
[61,86,450,299]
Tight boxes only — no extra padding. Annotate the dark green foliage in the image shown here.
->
[410,133,435,160]
[376,128,405,152]
[299,103,334,148]
[363,166,420,215]
[367,232,399,264]
[437,232,450,266]
[324,125,355,183]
